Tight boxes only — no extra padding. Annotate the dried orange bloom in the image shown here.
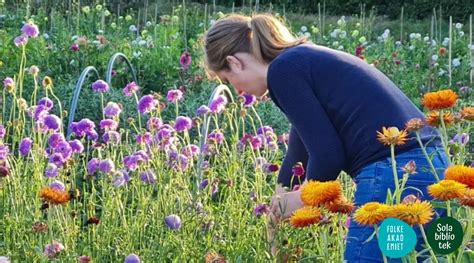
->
[353,202,389,226]
[289,206,322,228]
[445,165,474,188]
[428,180,467,201]
[376,127,408,146]
[421,89,458,110]
[405,118,425,133]
[460,106,474,121]
[324,196,354,214]
[300,180,342,206]
[425,111,454,127]
[40,187,70,205]
[389,201,434,225]
[204,251,226,263]
[460,188,474,207]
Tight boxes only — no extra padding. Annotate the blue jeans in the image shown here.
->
[344,146,449,262]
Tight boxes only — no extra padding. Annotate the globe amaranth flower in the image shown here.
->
[87,158,100,175]
[91,79,109,93]
[103,131,121,144]
[68,139,84,154]
[140,170,156,184]
[164,214,182,230]
[174,116,192,132]
[43,114,62,131]
[99,159,115,174]
[137,95,157,114]
[146,117,163,131]
[50,180,66,192]
[254,204,270,216]
[123,81,140,97]
[19,137,33,157]
[21,22,40,38]
[124,254,141,263]
[55,141,72,160]
[240,93,256,107]
[100,119,118,131]
[48,153,65,168]
[38,97,54,110]
[166,89,184,103]
[103,102,122,118]
[70,43,80,52]
[47,133,66,148]
[44,163,59,177]
[196,105,211,116]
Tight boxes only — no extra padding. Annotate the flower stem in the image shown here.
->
[419,224,439,263]
[439,109,451,166]
[390,144,401,204]
[415,131,440,181]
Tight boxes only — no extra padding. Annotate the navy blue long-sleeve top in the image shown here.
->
[267,44,441,188]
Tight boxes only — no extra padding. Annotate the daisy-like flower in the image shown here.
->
[460,106,474,121]
[444,165,474,188]
[426,111,454,127]
[389,201,434,225]
[421,89,458,110]
[300,180,342,206]
[376,127,408,146]
[289,206,322,227]
[428,179,467,200]
[40,187,70,205]
[405,118,425,133]
[353,202,389,225]
[460,188,474,207]
[323,196,354,214]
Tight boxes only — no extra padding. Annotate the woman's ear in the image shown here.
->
[225,55,243,71]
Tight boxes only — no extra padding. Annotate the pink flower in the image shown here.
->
[179,51,192,69]
[166,89,183,103]
[21,22,39,37]
[292,162,305,177]
[44,241,64,259]
[70,43,80,52]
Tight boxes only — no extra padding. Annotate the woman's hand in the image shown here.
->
[270,189,304,221]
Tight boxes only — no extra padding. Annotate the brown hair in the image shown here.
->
[204,13,308,73]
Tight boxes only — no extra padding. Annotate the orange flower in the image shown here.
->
[289,206,322,228]
[405,118,425,133]
[353,202,389,226]
[40,187,70,205]
[204,251,226,263]
[425,111,454,127]
[422,89,458,110]
[376,127,408,146]
[460,106,474,121]
[439,47,447,56]
[460,188,474,207]
[444,165,474,188]
[427,180,467,201]
[300,180,342,206]
[389,201,434,225]
[324,196,354,214]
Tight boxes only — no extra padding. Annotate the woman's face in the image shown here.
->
[214,52,268,97]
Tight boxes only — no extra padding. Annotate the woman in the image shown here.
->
[203,13,449,262]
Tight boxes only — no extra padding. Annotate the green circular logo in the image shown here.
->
[378,218,418,258]
[427,216,463,254]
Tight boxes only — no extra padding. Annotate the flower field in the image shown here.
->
[0,2,473,262]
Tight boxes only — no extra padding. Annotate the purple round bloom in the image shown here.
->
[14,35,28,47]
[124,254,140,263]
[50,180,65,191]
[134,150,150,162]
[112,170,130,187]
[3,77,14,89]
[257,126,274,136]
[100,119,118,131]
[32,105,49,122]
[209,95,227,114]
[196,105,211,116]
[123,81,139,97]
[207,130,224,144]
[91,80,109,93]
[44,241,64,259]
[44,163,59,177]
[68,139,84,154]
[181,144,200,158]
[0,124,5,139]
[123,155,143,171]
[137,95,157,114]
[164,214,182,230]
[86,130,99,141]
[254,204,270,216]
[200,179,209,190]
[241,93,256,107]
[251,136,263,150]
[103,131,121,144]
[70,43,80,52]
[48,133,66,148]
[19,137,33,157]
[77,118,96,132]
[156,125,175,141]
[43,114,61,131]
[103,102,122,118]
[21,22,39,38]
[174,116,192,132]
[55,141,73,160]
[87,158,100,175]
[48,153,65,167]
[0,144,9,161]
[99,159,115,174]
[166,89,183,103]
[254,157,268,170]
[146,117,163,131]
[38,97,54,110]
[140,170,156,184]
[179,51,192,69]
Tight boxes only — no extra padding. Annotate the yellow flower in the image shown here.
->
[40,187,70,205]
[300,180,342,206]
[376,127,408,146]
[390,201,434,225]
[323,196,354,214]
[353,202,389,225]
[422,89,458,110]
[289,206,322,228]
[460,106,474,121]
[428,180,467,201]
[445,165,474,188]
[460,188,474,207]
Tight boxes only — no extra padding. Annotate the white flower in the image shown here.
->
[442,37,450,46]
[0,256,11,263]
[98,30,104,34]
[129,25,137,32]
[337,16,346,27]
[433,63,439,67]
[198,22,204,27]
[359,36,366,43]
[459,31,464,37]
[330,29,340,38]
[431,40,437,46]
[104,10,111,17]
[395,41,402,45]
[133,51,142,58]
[432,55,439,61]
[146,21,153,27]
[409,33,416,39]
[43,33,49,39]
[332,41,339,47]
[300,26,307,32]
[452,58,461,67]
[415,33,421,39]
[338,45,344,50]
[381,32,389,40]
[455,23,462,29]
[139,40,146,46]
[423,36,430,42]
[377,36,383,42]
[409,45,415,50]
[339,31,347,38]
[439,69,446,76]
[110,22,117,29]
[351,30,359,37]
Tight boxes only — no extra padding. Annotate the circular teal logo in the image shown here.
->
[427,216,463,254]
[378,218,417,258]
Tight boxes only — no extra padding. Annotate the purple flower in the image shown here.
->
[44,241,64,259]
[241,93,256,107]
[48,133,65,148]
[137,95,157,114]
[450,133,470,145]
[134,132,151,145]
[181,144,200,158]
[38,97,54,110]
[3,77,14,89]
[292,162,305,177]
[86,130,99,141]
[43,114,61,131]
[103,102,122,118]
[209,95,227,114]
[124,254,140,263]
[254,204,270,216]
[200,179,209,190]
[32,105,48,122]
[48,153,65,167]
[100,119,118,131]
[112,170,130,187]
[164,214,182,230]
[174,116,192,132]
[19,137,33,157]
[251,136,262,150]
[179,51,192,69]
[21,22,39,38]
[0,144,10,161]
[140,170,156,184]
[207,130,224,144]
[196,105,211,116]
[0,124,5,139]
[146,117,163,131]
[166,89,184,103]
[44,163,59,177]
[123,82,139,97]
[99,159,115,174]
[68,139,84,154]
[70,43,80,52]
[123,155,143,171]
[156,125,175,141]
[134,150,150,162]
[71,119,96,137]
[14,35,28,47]
[50,180,65,191]
[257,126,274,136]
[103,131,121,144]
[87,158,100,175]
[55,141,72,160]
[254,157,268,170]
[91,80,109,93]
